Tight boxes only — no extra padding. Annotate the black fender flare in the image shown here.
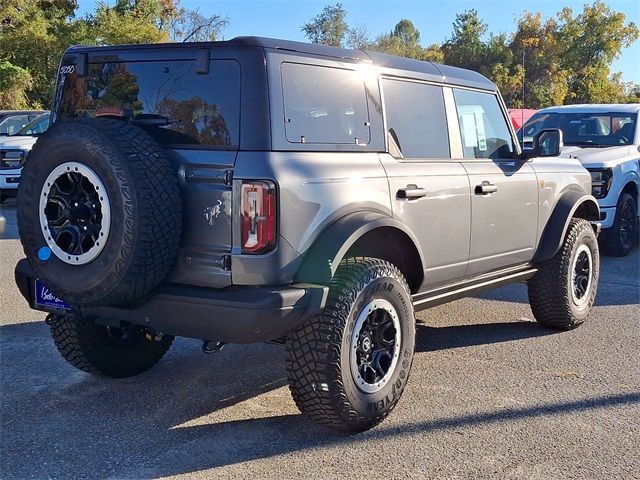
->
[533,191,600,263]
[294,211,425,285]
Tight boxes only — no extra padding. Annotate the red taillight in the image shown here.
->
[241,181,276,254]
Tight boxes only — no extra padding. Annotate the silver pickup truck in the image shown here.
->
[14,37,600,432]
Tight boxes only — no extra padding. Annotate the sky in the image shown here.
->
[77,0,640,83]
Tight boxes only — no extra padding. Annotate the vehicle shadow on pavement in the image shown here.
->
[0,320,291,479]
[150,390,640,477]
[2,320,639,478]
[414,320,554,353]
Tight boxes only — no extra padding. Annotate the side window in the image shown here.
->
[382,79,449,159]
[59,59,240,147]
[281,63,370,144]
[453,89,515,159]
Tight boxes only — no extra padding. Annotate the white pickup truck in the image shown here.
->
[519,104,640,256]
[0,113,50,203]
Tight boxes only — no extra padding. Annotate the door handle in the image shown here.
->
[475,181,498,195]
[397,185,428,200]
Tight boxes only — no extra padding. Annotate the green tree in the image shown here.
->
[0,61,33,109]
[442,10,488,71]
[372,19,444,62]
[347,24,371,49]
[91,0,172,45]
[511,12,568,108]
[302,3,348,47]
[557,1,639,103]
[0,0,91,107]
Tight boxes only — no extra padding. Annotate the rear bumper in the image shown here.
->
[15,259,328,344]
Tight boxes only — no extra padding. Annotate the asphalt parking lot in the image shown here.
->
[1,198,639,479]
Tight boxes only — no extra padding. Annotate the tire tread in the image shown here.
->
[286,257,413,432]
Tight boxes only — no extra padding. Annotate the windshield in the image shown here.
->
[14,114,50,136]
[517,111,637,147]
[0,114,31,135]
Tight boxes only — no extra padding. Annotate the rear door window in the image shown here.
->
[453,89,515,159]
[58,59,240,148]
[382,79,450,159]
[281,63,370,145]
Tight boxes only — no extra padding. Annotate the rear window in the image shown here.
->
[281,63,371,145]
[58,59,240,148]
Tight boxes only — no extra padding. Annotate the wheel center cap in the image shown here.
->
[69,202,92,223]
[361,336,372,353]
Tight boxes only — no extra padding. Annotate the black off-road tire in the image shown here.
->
[17,118,181,307]
[599,192,638,257]
[528,218,599,330]
[286,257,415,432]
[48,314,174,378]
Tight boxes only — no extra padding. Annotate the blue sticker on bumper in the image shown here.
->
[34,280,70,311]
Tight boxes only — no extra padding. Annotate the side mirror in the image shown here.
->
[532,128,563,157]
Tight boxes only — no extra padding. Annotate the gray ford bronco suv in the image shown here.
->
[15,37,601,432]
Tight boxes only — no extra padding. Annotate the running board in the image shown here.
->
[411,268,538,311]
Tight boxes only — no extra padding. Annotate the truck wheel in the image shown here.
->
[17,118,181,307]
[48,314,173,378]
[286,257,415,432]
[600,192,637,257]
[528,218,599,330]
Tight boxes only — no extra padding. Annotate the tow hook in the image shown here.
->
[202,340,225,354]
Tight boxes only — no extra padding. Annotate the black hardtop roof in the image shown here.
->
[66,36,496,91]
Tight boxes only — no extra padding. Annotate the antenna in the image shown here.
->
[521,46,525,144]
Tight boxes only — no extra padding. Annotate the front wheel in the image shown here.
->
[48,314,174,378]
[600,192,638,257]
[286,257,415,432]
[528,218,599,330]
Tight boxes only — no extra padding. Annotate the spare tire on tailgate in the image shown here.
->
[17,118,182,307]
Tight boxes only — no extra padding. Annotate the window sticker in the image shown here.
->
[461,113,478,148]
[474,110,487,151]
[459,106,487,151]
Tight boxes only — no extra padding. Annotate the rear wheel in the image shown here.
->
[600,192,638,257]
[286,257,415,432]
[528,218,599,330]
[48,314,173,378]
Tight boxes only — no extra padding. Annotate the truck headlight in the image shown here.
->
[1,150,25,169]
[588,168,613,199]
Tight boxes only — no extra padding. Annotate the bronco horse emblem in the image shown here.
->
[203,200,223,226]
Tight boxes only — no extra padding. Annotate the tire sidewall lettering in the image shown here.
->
[341,272,415,418]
